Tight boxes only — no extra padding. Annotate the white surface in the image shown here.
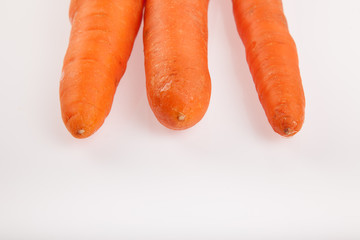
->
[1,0,360,239]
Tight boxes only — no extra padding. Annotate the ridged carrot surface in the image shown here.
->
[232,0,305,136]
[60,0,143,138]
[143,0,211,130]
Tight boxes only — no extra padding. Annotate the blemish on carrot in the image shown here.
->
[177,113,186,121]
[77,129,85,135]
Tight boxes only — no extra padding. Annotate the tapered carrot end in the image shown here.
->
[155,108,206,131]
[64,113,95,139]
[149,88,211,131]
[61,104,105,139]
[146,74,211,131]
[282,127,298,137]
[283,128,294,136]
[271,114,304,137]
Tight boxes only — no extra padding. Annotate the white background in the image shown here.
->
[1,0,360,239]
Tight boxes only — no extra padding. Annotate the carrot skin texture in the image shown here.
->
[144,0,211,130]
[232,0,305,137]
[60,0,144,138]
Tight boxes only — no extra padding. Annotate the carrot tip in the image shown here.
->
[284,128,291,135]
[283,127,298,137]
[77,129,85,135]
[177,113,186,121]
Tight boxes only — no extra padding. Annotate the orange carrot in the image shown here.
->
[60,0,144,138]
[232,0,305,137]
[143,0,211,130]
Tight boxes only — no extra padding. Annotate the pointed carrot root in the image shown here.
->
[59,0,144,138]
[232,0,305,137]
[143,0,211,130]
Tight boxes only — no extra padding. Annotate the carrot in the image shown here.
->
[143,0,211,130]
[232,0,305,137]
[59,0,144,138]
